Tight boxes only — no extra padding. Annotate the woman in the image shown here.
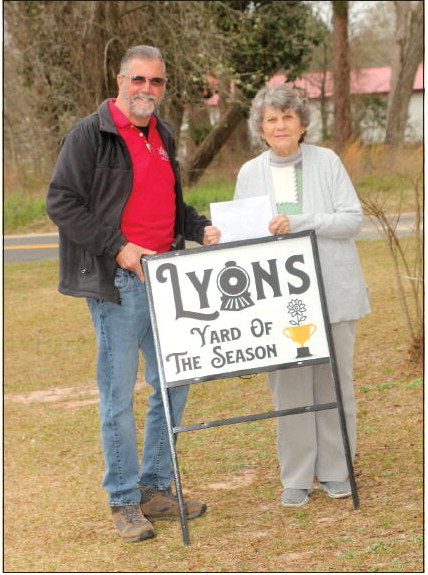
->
[234,84,370,507]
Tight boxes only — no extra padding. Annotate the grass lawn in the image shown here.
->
[4,237,423,572]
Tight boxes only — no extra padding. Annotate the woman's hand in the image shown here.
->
[269,214,291,235]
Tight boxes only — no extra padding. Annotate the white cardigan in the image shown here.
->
[234,144,370,323]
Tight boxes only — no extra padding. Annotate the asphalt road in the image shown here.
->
[3,213,421,264]
[4,232,60,263]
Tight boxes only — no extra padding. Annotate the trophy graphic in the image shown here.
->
[283,299,317,358]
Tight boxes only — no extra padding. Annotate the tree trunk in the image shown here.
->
[332,1,351,154]
[319,43,330,141]
[183,102,245,187]
[161,94,185,147]
[385,1,423,149]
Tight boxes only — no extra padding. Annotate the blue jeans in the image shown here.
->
[87,268,189,506]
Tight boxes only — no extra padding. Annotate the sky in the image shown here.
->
[309,0,383,30]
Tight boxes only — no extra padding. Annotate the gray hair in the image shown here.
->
[249,84,311,146]
[119,45,166,74]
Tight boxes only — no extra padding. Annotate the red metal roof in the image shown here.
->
[268,62,423,98]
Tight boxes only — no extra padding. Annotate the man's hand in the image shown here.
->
[115,242,156,283]
[203,225,221,246]
[269,214,291,235]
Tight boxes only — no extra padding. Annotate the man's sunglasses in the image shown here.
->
[121,74,167,88]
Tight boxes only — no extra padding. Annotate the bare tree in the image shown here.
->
[4,1,322,189]
[349,1,396,68]
[358,173,423,363]
[4,1,224,179]
[331,0,351,154]
[385,1,424,149]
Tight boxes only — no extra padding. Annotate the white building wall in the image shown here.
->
[302,93,423,144]
[406,92,423,142]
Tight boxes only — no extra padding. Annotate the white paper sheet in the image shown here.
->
[210,196,273,243]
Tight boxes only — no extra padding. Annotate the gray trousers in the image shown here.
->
[268,321,357,490]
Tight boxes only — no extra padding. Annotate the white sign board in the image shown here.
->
[143,232,331,386]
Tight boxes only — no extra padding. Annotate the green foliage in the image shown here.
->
[183,177,235,216]
[188,117,213,146]
[4,195,47,232]
[3,154,421,234]
[358,172,410,195]
[3,175,235,234]
[215,1,325,100]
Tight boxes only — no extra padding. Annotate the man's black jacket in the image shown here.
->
[46,100,210,303]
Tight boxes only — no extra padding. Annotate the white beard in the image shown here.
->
[130,96,156,119]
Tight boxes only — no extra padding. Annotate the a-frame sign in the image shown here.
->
[142,231,358,545]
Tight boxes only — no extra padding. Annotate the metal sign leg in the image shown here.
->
[311,233,359,508]
[159,382,191,545]
[328,335,359,509]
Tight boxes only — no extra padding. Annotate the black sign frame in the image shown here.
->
[142,231,359,545]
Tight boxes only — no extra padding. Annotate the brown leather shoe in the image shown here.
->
[111,504,155,542]
[139,485,207,521]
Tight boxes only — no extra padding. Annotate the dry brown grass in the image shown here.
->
[4,238,423,573]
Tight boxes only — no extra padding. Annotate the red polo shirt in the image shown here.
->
[109,99,176,253]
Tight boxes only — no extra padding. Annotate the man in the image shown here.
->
[46,45,220,543]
